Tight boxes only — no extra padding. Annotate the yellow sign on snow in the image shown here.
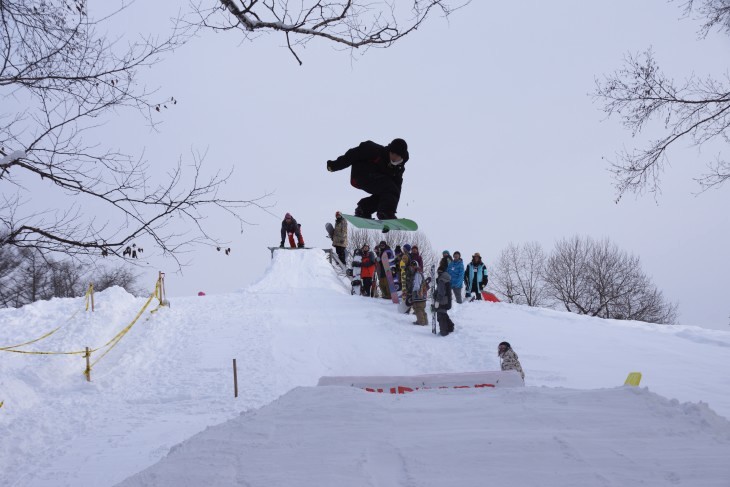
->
[624,372,642,387]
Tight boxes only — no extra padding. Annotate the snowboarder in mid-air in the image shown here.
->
[326,138,409,220]
[280,213,305,248]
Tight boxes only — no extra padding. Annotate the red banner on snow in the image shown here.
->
[317,370,524,394]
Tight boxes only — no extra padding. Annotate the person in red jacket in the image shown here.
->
[326,138,409,220]
[359,243,377,297]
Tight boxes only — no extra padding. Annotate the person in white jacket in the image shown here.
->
[498,341,525,380]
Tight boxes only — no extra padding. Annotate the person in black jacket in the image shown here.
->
[280,213,305,248]
[433,258,455,336]
[326,138,409,220]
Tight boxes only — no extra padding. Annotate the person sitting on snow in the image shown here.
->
[498,341,525,380]
[280,213,305,248]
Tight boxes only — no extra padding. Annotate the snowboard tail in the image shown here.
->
[341,214,418,233]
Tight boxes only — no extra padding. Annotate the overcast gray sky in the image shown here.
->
[94,1,728,329]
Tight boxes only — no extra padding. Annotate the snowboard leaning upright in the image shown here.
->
[341,214,418,233]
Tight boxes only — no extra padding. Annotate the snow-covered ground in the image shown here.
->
[1,249,729,486]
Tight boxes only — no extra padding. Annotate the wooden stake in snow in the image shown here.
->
[84,347,91,382]
[233,359,238,398]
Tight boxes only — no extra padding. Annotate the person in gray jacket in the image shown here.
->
[433,258,455,336]
[331,211,348,264]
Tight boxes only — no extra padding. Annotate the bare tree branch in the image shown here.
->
[190,0,470,64]
[1,1,273,267]
[594,1,730,199]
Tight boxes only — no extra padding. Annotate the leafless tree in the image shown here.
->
[544,236,678,324]
[493,241,548,306]
[191,0,469,65]
[594,0,730,199]
[0,241,143,307]
[0,0,272,265]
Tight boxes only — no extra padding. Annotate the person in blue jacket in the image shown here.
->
[447,251,465,304]
[464,252,488,300]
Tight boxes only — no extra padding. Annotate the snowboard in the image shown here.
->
[429,264,437,334]
[341,214,418,233]
[351,249,363,295]
[325,222,334,239]
[382,251,399,304]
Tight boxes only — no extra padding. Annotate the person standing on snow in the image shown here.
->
[498,341,525,380]
[280,213,305,248]
[410,261,429,326]
[359,244,377,297]
[409,245,424,270]
[447,251,465,304]
[375,240,395,299]
[331,211,348,264]
[464,252,488,300]
[326,138,409,220]
[433,259,455,336]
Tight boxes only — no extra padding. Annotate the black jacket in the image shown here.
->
[280,218,301,240]
[328,141,406,189]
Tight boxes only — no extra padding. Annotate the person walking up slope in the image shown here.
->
[434,259,455,336]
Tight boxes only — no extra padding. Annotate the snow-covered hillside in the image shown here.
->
[1,249,729,486]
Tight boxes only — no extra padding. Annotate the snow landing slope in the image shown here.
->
[0,249,729,486]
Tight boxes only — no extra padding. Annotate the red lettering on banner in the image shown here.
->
[362,384,497,393]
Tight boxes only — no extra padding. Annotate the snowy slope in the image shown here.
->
[1,249,729,486]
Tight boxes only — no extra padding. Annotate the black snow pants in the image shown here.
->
[355,175,401,219]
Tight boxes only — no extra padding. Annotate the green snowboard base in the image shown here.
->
[341,214,418,233]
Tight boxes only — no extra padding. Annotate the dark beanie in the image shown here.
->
[387,138,409,162]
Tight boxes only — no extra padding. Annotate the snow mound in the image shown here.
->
[247,248,348,294]
[116,385,730,487]
[3,253,730,486]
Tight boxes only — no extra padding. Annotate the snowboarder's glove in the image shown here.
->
[279,241,284,248]
[326,161,334,172]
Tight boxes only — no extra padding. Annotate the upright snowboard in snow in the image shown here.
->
[350,249,363,295]
[382,251,399,304]
[341,214,418,233]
